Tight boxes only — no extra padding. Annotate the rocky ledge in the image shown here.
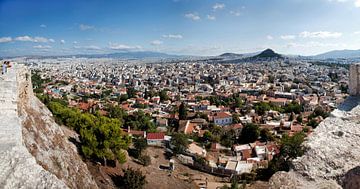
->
[0,64,98,189]
[270,96,360,189]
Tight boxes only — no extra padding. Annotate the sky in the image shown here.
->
[1,0,360,57]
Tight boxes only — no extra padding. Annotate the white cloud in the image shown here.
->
[73,41,78,44]
[109,43,142,50]
[0,37,12,43]
[162,34,183,39]
[280,35,296,40]
[286,41,346,48]
[329,0,360,7]
[74,45,101,50]
[15,36,55,43]
[60,39,65,44]
[185,13,201,21]
[207,15,216,20]
[356,0,360,7]
[150,40,163,46]
[266,35,274,40]
[40,24,47,28]
[213,3,225,11]
[79,24,95,31]
[354,31,360,35]
[299,31,342,38]
[33,45,52,49]
[230,10,241,16]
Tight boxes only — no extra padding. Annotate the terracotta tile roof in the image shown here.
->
[241,149,252,160]
[213,112,232,119]
[146,132,165,140]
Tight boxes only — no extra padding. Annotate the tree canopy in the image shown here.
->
[47,101,131,164]
[171,133,189,154]
[178,102,188,120]
[239,123,260,144]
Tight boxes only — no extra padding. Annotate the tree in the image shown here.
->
[232,113,240,124]
[113,168,147,189]
[307,118,319,128]
[254,102,271,116]
[280,132,306,159]
[108,105,126,120]
[296,115,303,123]
[80,116,131,165]
[220,129,237,147]
[159,89,170,102]
[124,111,156,131]
[178,102,188,120]
[312,106,329,118]
[239,123,260,144]
[133,137,148,155]
[260,128,273,142]
[202,131,213,142]
[256,132,306,181]
[284,102,302,114]
[127,87,137,98]
[118,94,129,102]
[171,133,189,154]
[289,112,295,121]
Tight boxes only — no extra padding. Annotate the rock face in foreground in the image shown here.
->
[270,97,360,189]
[0,64,98,188]
[0,64,67,188]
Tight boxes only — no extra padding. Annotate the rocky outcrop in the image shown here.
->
[0,64,67,188]
[269,97,360,189]
[0,64,98,188]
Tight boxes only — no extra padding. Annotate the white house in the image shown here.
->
[213,112,232,126]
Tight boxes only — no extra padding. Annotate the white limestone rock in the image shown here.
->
[270,97,360,189]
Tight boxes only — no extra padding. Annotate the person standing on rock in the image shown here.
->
[2,61,7,75]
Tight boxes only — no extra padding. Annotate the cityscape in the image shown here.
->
[1,0,360,189]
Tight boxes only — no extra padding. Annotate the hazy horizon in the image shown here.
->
[1,0,360,57]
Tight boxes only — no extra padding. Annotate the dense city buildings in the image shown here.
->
[11,55,349,186]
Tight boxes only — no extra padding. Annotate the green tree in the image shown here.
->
[133,137,148,155]
[280,132,306,159]
[284,102,302,114]
[80,116,131,165]
[115,168,147,189]
[307,118,319,128]
[124,111,156,131]
[171,133,189,154]
[127,87,137,98]
[254,102,271,116]
[108,105,126,120]
[159,89,170,102]
[260,128,273,142]
[239,123,260,144]
[256,132,306,181]
[220,129,237,147]
[232,113,240,124]
[178,102,188,120]
[296,115,303,123]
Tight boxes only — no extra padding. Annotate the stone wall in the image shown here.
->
[349,64,360,96]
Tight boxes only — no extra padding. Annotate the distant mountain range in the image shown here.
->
[218,48,284,62]
[250,48,283,59]
[6,48,360,60]
[312,49,360,59]
[2,51,184,59]
[61,51,183,59]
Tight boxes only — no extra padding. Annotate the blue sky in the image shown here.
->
[1,0,360,57]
